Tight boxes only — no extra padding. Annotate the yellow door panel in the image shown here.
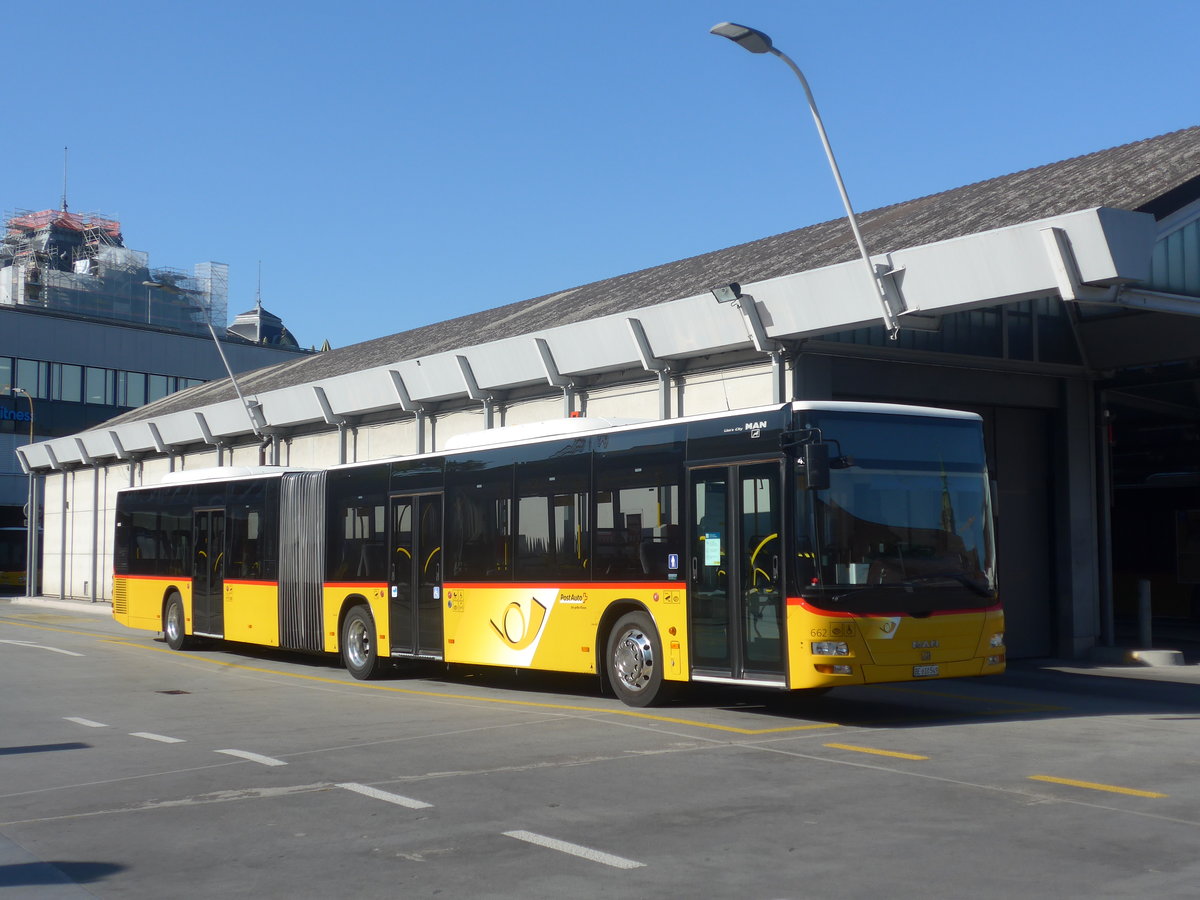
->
[222,581,281,646]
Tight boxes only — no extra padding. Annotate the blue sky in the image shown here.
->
[6,0,1197,350]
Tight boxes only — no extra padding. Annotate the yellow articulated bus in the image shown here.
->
[112,401,1003,706]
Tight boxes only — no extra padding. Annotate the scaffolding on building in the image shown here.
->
[0,208,227,334]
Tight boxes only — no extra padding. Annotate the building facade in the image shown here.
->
[1,206,310,591]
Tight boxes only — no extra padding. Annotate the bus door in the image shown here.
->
[688,462,785,681]
[192,508,225,636]
[388,493,444,658]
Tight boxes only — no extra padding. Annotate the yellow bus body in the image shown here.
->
[442,582,689,679]
[786,598,1006,688]
[113,575,190,634]
[223,580,282,646]
[114,574,1001,689]
[321,583,389,654]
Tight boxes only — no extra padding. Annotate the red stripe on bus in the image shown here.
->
[788,596,1001,617]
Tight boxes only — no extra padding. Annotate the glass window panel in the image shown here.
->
[594,455,681,581]
[85,367,108,404]
[15,359,44,399]
[147,374,168,403]
[125,371,145,407]
[516,460,588,581]
[59,364,82,402]
[325,469,388,582]
[1006,304,1033,360]
[445,458,512,581]
[1037,298,1080,365]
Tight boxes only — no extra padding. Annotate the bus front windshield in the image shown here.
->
[796,412,996,612]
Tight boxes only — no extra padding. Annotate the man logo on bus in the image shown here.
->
[490,597,548,650]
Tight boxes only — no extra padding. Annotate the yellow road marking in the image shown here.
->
[0,619,104,638]
[824,742,928,761]
[102,638,838,736]
[1029,775,1167,798]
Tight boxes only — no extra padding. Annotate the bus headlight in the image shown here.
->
[812,641,849,656]
[989,632,1005,648]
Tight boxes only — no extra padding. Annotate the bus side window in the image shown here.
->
[516,459,588,581]
[445,460,512,581]
[594,467,681,580]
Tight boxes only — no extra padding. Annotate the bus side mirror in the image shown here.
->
[803,443,830,490]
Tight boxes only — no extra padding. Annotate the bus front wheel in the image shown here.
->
[606,611,673,707]
[163,592,190,651]
[342,605,385,680]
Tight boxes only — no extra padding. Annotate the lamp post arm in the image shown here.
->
[770,47,900,338]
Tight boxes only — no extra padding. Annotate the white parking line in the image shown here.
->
[338,782,433,809]
[503,830,645,869]
[215,749,288,767]
[0,639,83,657]
[130,732,186,744]
[64,717,107,728]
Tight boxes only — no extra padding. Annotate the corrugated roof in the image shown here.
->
[107,125,1200,426]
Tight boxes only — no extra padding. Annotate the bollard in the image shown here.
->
[1137,578,1152,649]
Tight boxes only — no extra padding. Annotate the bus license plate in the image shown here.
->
[913,664,939,677]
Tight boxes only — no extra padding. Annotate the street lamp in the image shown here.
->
[2,384,36,597]
[709,22,900,337]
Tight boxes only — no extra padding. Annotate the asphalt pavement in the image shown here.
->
[5,592,1200,686]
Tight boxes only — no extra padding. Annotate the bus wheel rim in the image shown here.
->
[166,604,182,641]
[346,618,370,668]
[613,628,653,692]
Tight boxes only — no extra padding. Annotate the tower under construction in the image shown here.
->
[0,207,228,334]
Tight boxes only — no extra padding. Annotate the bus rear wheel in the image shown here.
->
[163,592,190,651]
[606,611,673,707]
[342,605,385,680]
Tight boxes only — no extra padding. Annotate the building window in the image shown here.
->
[147,374,169,403]
[118,371,146,408]
[85,367,114,405]
[2,359,200,408]
[15,358,48,400]
[52,364,83,403]
[1036,296,1079,364]
[1005,302,1034,360]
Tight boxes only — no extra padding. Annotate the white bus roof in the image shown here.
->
[153,466,310,487]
